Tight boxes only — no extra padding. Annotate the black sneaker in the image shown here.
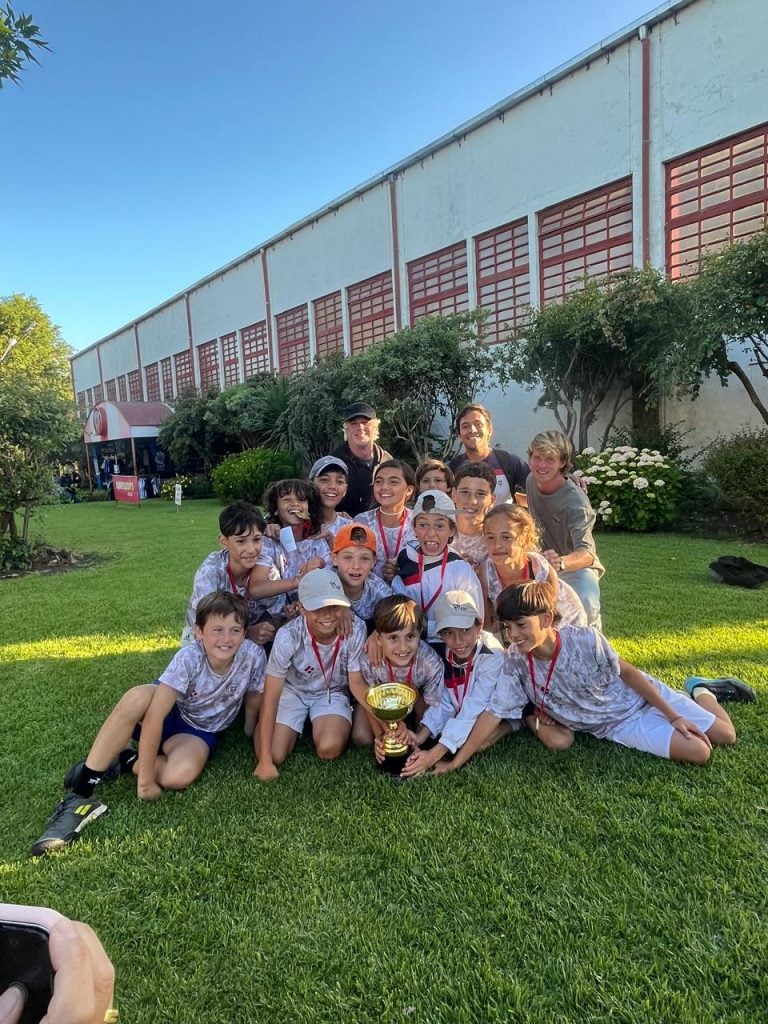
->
[684,676,756,704]
[30,794,108,856]
[63,749,133,790]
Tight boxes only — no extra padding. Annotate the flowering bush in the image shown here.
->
[574,446,682,531]
[160,475,191,501]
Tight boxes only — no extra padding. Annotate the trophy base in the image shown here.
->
[378,751,408,780]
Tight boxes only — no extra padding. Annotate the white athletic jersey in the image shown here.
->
[392,541,483,642]
[490,626,653,738]
[182,550,279,644]
[354,508,416,579]
[159,639,266,732]
[482,551,587,628]
[339,571,393,625]
[421,636,504,753]
[322,514,351,539]
[267,615,366,698]
[359,640,444,708]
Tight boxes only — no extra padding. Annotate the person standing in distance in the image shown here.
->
[447,404,529,505]
[332,403,392,517]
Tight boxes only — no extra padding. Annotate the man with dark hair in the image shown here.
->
[331,403,392,517]
[447,403,529,504]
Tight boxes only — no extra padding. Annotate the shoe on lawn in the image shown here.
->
[63,748,134,790]
[30,794,108,857]
[684,676,756,704]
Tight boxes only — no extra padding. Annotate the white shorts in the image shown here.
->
[276,686,352,734]
[607,682,716,759]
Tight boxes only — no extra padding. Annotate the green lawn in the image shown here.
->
[1,500,767,1024]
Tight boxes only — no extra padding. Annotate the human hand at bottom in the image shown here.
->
[0,917,115,1024]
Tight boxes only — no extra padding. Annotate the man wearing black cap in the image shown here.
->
[331,403,392,517]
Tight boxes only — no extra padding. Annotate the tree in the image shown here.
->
[688,229,768,426]
[356,311,510,463]
[0,294,77,551]
[157,392,229,474]
[0,4,48,87]
[205,374,291,452]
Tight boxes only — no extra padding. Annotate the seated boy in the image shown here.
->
[353,595,444,747]
[401,590,504,777]
[32,592,266,855]
[182,500,278,648]
[436,579,754,774]
[392,490,483,649]
[525,430,604,628]
[332,523,393,632]
[451,462,497,571]
[309,455,351,539]
[255,568,367,781]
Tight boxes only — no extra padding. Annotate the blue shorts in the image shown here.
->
[132,683,219,758]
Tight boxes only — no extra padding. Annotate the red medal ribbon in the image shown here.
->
[226,561,252,595]
[376,509,407,560]
[386,659,415,687]
[310,631,343,702]
[446,650,474,710]
[526,629,561,721]
[418,547,449,614]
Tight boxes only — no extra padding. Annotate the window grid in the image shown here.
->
[174,350,195,394]
[92,383,104,404]
[220,332,240,387]
[198,340,220,393]
[475,219,531,342]
[276,305,310,374]
[86,388,93,408]
[117,375,128,402]
[666,122,768,279]
[241,322,271,377]
[105,379,117,401]
[161,357,174,401]
[538,178,634,304]
[347,272,395,355]
[128,370,142,402]
[144,362,160,402]
[408,242,469,322]
[313,292,344,359]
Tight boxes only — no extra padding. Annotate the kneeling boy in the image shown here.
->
[32,592,266,855]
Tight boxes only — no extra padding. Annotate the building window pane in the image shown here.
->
[144,363,160,402]
[276,305,310,374]
[347,271,395,355]
[408,242,469,322]
[475,219,530,342]
[241,321,270,377]
[313,292,344,359]
[221,332,240,387]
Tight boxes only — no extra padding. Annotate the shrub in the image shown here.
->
[703,429,768,536]
[160,475,191,501]
[182,474,214,500]
[0,537,35,571]
[211,448,300,506]
[575,445,682,531]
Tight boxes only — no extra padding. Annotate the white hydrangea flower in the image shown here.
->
[581,447,596,456]
[598,500,610,508]
[605,469,617,478]
[633,477,649,490]
[654,479,665,487]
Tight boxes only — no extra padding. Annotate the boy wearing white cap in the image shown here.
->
[401,590,505,777]
[255,568,366,781]
[392,490,483,648]
[308,455,351,540]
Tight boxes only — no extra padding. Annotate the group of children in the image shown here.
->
[31,426,755,855]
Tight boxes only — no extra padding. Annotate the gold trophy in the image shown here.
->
[366,683,418,779]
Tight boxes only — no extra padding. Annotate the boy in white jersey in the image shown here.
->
[309,455,351,540]
[332,523,392,632]
[354,595,444,748]
[392,490,483,649]
[401,590,505,777]
[255,569,366,781]
[32,592,266,855]
[451,462,497,571]
[437,580,754,773]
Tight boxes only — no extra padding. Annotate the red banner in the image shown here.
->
[112,475,140,504]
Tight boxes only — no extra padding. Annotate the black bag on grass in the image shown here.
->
[709,555,768,589]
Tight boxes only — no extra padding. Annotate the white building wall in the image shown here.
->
[188,256,265,345]
[74,346,101,392]
[136,298,188,365]
[98,328,135,383]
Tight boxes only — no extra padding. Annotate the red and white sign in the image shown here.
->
[112,475,140,504]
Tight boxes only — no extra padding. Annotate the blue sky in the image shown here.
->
[2,0,659,352]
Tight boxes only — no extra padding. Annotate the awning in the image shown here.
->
[83,401,173,444]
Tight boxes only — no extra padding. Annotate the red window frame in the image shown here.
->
[347,272,395,355]
[198,340,220,393]
[475,219,531,342]
[276,305,310,374]
[538,178,634,305]
[117,375,128,402]
[92,383,104,404]
[220,332,240,387]
[666,122,768,279]
[174,350,195,394]
[241,321,270,377]
[86,388,93,408]
[105,379,117,401]
[408,242,469,322]
[313,291,344,359]
[160,357,174,401]
[144,362,160,402]
[127,370,142,402]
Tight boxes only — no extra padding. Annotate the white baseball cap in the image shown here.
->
[433,590,481,633]
[309,455,349,480]
[412,489,456,522]
[298,568,351,610]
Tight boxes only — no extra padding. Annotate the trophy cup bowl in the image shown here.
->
[366,682,418,777]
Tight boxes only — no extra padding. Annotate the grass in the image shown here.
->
[1,500,767,1023]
